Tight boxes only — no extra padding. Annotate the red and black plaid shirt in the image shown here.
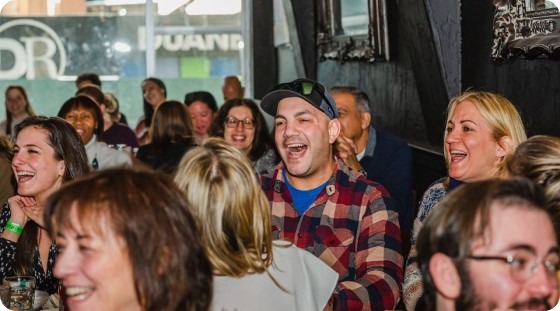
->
[260,158,403,311]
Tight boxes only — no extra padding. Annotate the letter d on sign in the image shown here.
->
[0,38,27,80]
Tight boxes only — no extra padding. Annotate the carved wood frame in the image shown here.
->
[317,0,390,63]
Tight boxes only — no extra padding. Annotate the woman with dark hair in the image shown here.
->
[0,86,36,139]
[46,168,213,311]
[210,98,278,172]
[76,86,139,149]
[185,91,218,143]
[0,116,89,294]
[136,100,196,174]
[58,96,131,170]
[136,77,167,145]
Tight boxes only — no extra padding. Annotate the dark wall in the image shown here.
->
[252,0,560,203]
[252,0,277,99]
[462,0,560,137]
[316,0,460,150]
[316,0,459,195]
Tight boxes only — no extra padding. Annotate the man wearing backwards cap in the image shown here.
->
[259,78,403,311]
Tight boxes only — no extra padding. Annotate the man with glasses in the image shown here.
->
[259,78,403,310]
[417,178,559,310]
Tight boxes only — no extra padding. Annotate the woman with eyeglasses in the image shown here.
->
[209,98,278,173]
[136,100,197,175]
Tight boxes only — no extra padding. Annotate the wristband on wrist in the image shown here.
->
[5,220,24,235]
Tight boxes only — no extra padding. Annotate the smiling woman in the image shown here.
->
[58,96,132,170]
[0,85,36,140]
[209,98,278,173]
[45,168,212,311]
[403,90,527,310]
[0,116,89,295]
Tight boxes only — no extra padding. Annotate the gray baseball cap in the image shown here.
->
[260,78,339,119]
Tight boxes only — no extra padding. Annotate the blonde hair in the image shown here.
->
[506,135,560,210]
[174,137,273,277]
[444,90,527,176]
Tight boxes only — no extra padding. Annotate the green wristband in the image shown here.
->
[5,221,24,235]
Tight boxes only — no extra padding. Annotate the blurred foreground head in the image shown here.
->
[45,168,212,311]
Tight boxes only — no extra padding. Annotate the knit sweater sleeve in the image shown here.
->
[403,179,447,311]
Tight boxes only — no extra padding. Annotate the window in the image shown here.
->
[0,0,250,127]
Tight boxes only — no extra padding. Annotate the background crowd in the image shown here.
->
[0,73,559,311]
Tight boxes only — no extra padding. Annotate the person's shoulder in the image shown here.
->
[417,177,448,217]
[259,165,282,189]
[137,143,154,154]
[425,177,448,193]
[336,160,391,197]
[374,126,410,151]
[112,122,136,134]
[97,141,130,160]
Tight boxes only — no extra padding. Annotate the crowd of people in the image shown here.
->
[0,73,559,311]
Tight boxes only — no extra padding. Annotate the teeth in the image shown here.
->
[450,150,467,155]
[66,286,92,299]
[17,171,34,176]
[287,144,305,148]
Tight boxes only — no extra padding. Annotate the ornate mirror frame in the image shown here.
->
[492,0,560,59]
[317,0,390,63]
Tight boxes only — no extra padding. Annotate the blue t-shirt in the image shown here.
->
[283,169,328,215]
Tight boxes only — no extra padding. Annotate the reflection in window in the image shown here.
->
[526,0,560,10]
[0,0,248,128]
[340,0,368,36]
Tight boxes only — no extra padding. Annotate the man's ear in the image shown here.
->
[328,119,341,144]
[429,253,461,299]
[361,112,372,130]
[497,135,513,160]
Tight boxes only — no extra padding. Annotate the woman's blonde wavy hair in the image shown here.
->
[444,90,527,177]
[174,137,273,277]
[506,135,560,213]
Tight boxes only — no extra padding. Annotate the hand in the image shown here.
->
[19,196,46,228]
[7,195,30,226]
[9,195,44,228]
[334,135,363,172]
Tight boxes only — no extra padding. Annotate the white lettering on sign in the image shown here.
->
[0,19,66,80]
[138,27,241,52]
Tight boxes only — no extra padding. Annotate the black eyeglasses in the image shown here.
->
[224,116,254,129]
[272,79,337,118]
[467,253,560,282]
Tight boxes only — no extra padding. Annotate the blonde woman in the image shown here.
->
[174,138,337,311]
[403,90,527,310]
[506,135,560,217]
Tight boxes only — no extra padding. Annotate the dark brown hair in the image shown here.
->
[57,95,105,139]
[13,116,89,279]
[75,72,102,88]
[76,85,106,106]
[4,85,36,136]
[142,77,167,128]
[209,98,275,162]
[417,178,549,309]
[45,168,213,311]
[149,100,193,149]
